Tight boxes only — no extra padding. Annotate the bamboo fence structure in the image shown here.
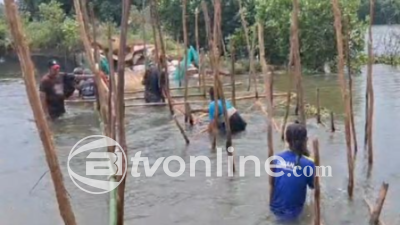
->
[331,0,354,199]
[4,0,77,224]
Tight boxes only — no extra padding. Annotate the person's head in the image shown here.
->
[209,87,219,101]
[48,60,60,77]
[285,122,308,165]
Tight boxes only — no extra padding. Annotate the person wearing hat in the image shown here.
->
[39,60,92,119]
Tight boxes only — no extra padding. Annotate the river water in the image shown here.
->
[1,30,400,224]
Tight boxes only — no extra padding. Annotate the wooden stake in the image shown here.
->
[230,41,236,107]
[88,3,99,63]
[182,0,191,124]
[195,7,201,92]
[201,50,207,97]
[80,0,92,43]
[115,1,131,224]
[258,19,274,199]
[331,0,354,199]
[238,0,258,97]
[330,111,336,132]
[369,183,389,225]
[281,46,294,141]
[366,0,375,167]
[344,15,358,155]
[316,88,322,124]
[3,1,77,224]
[313,138,321,225]
[107,23,117,153]
[291,0,306,124]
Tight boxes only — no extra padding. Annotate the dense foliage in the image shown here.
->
[358,0,400,24]
[0,0,373,71]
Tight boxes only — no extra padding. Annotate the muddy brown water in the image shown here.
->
[1,61,400,223]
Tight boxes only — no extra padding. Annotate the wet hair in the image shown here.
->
[285,122,308,167]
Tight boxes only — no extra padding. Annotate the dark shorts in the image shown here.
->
[219,112,247,134]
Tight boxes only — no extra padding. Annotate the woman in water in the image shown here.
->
[270,122,315,221]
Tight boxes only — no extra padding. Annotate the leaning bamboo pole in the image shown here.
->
[80,0,92,43]
[3,1,77,224]
[258,19,274,200]
[313,138,321,225]
[115,1,131,224]
[107,23,117,151]
[369,183,389,225]
[88,3,99,63]
[237,0,258,97]
[291,0,306,124]
[331,0,354,199]
[151,0,174,116]
[344,16,358,155]
[366,0,375,167]
[281,45,294,141]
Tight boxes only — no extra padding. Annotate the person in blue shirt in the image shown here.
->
[208,87,246,134]
[270,122,315,221]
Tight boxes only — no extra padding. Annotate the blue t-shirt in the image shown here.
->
[270,150,315,221]
[208,100,233,121]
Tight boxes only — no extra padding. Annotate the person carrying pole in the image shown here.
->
[207,87,246,134]
[269,122,315,222]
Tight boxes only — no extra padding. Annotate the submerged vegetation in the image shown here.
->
[0,0,399,68]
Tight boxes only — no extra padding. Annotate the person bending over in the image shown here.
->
[142,65,165,103]
[270,122,315,221]
[208,87,246,134]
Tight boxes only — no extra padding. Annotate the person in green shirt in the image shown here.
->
[99,54,110,76]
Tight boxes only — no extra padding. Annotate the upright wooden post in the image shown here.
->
[313,138,321,225]
[200,50,207,97]
[281,48,294,141]
[230,41,236,107]
[3,1,77,224]
[80,0,92,43]
[107,23,117,150]
[291,0,306,124]
[237,0,258,97]
[366,0,375,167]
[88,3,99,64]
[369,183,389,225]
[331,0,354,199]
[115,1,131,224]
[195,7,201,92]
[330,111,336,132]
[344,16,358,155]
[316,88,322,124]
[182,0,191,124]
[258,19,274,199]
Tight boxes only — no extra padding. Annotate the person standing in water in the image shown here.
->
[208,87,246,134]
[142,64,165,103]
[39,60,93,119]
[270,122,315,221]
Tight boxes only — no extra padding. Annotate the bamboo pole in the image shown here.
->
[151,0,175,116]
[80,0,92,43]
[115,1,131,224]
[88,3,99,64]
[330,111,336,132]
[3,1,77,224]
[201,50,207,97]
[366,0,375,167]
[281,46,294,141]
[344,16,358,155]
[313,138,321,225]
[369,183,389,225]
[331,0,354,199]
[182,0,191,124]
[316,88,322,124]
[195,7,201,92]
[258,19,274,199]
[230,41,236,107]
[237,0,258,97]
[291,0,306,124]
[107,23,117,150]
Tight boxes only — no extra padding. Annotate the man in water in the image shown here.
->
[208,87,246,134]
[39,60,93,119]
[142,64,165,103]
[73,67,96,99]
[270,122,315,221]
